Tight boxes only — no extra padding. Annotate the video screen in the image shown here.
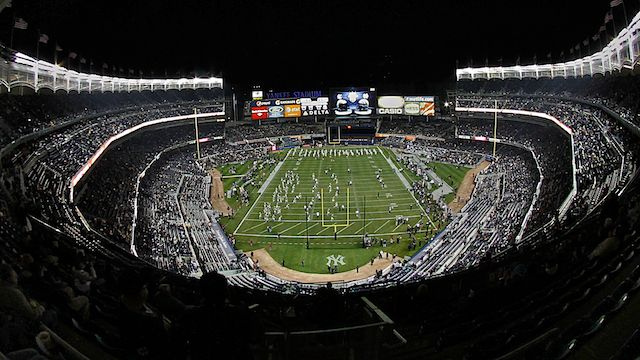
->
[331,89,376,116]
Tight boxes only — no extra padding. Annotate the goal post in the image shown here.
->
[321,187,350,234]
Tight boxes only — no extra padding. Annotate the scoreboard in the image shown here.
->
[247,89,435,120]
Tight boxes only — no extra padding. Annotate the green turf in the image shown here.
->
[218,157,280,234]
[263,239,424,274]
[217,160,252,177]
[427,162,470,193]
[443,192,456,204]
[227,146,446,273]
[383,148,422,184]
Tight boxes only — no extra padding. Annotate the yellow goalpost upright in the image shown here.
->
[320,187,350,234]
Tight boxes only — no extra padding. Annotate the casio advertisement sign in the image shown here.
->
[378,108,404,115]
[376,95,435,116]
[377,96,404,115]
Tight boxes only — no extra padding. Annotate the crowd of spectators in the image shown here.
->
[135,140,266,276]
[77,122,225,247]
[225,121,325,143]
[378,118,455,138]
[0,88,223,148]
[456,94,634,222]
[0,76,639,358]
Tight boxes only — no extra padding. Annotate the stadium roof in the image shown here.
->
[0,0,629,92]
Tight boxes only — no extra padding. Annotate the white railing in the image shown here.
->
[2,51,223,93]
[456,11,640,80]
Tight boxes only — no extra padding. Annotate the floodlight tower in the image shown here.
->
[194,108,201,160]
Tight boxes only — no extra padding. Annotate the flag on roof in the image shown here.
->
[55,44,63,51]
[68,52,77,59]
[610,0,623,7]
[14,17,28,29]
[39,33,49,44]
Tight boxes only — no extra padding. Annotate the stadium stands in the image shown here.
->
[0,19,640,359]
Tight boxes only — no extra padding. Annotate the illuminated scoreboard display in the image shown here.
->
[249,90,330,120]
[248,89,436,119]
[331,88,376,116]
[250,98,301,120]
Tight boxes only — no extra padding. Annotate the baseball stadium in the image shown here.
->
[1,0,640,359]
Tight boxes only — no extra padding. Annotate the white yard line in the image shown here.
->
[234,230,426,239]
[373,220,391,233]
[280,222,304,234]
[381,146,437,229]
[241,215,422,223]
[234,150,291,235]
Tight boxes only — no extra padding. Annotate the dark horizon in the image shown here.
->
[0,0,632,95]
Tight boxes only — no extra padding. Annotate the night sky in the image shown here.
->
[0,0,629,95]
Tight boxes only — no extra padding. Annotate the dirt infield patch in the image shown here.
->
[250,248,395,283]
[448,160,491,213]
[209,169,232,216]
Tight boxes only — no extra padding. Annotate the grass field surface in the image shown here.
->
[225,146,445,273]
[428,162,470,191]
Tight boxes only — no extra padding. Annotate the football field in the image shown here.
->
[232,146,442,273]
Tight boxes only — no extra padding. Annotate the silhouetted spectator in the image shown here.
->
[179,272,259,360]
[116,269,171,359]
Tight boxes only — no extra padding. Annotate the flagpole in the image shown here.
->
[10,16,15,49]
[612,11,617,36]
[194,108,201,160]
[620,0,629,27]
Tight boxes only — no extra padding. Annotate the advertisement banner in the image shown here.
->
[250,98,301,119]
[417,102,435,116]
[377,95,435,116]
[284,104,302,118]
[251,90,263,100]
[251,106,269,120]
[268,105,284,118]
[377,96,404,115]
[250,98,300,107]
[300,97,330,116]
